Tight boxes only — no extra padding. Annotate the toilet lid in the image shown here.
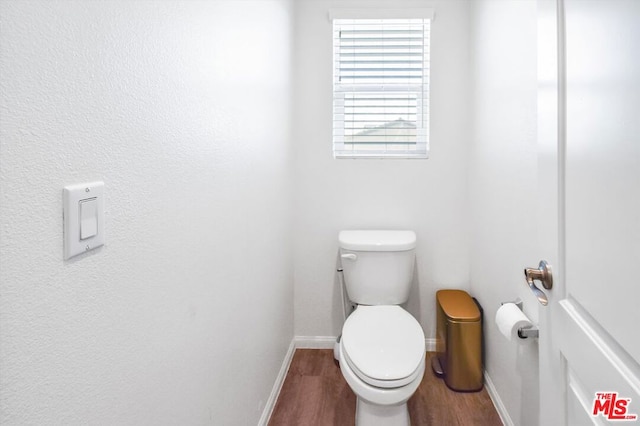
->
[342,306,425,385]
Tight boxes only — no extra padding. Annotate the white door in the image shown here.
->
[537,0,640,424]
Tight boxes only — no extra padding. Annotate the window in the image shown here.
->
[331,9,432,159]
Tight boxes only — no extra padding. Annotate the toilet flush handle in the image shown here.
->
[341,253,357,261]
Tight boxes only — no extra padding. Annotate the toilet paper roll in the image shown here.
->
[495,303,533,341]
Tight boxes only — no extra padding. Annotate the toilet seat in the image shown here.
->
[341,305,425,389]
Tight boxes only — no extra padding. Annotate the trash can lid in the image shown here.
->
[436,289,480,322]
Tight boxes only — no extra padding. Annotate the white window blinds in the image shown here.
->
[332,13,431,158]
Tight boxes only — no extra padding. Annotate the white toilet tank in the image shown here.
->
[339,230,416,306]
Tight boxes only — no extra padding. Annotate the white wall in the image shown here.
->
[0,0,548,424]
[292,0,472,341]
[467,1,539,425]
[0,1,294,424]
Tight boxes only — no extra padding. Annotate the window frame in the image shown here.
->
[330,8,434,159]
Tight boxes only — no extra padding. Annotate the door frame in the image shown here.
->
[537,0,566,423]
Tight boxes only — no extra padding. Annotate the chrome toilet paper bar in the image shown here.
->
[517,326,539,339]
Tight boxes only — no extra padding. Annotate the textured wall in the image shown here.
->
[0,1,293,424]
[292,0,472,340]
[467,1,539,425]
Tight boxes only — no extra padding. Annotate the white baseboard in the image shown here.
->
[258,340,296,426]
[484,371,512,426]
[294,335,337,349]
[424,338,436,352]
[295,336,437,351]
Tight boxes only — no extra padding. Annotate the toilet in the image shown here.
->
[338,230,426,426]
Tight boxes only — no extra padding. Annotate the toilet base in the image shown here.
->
[356,398,410,426]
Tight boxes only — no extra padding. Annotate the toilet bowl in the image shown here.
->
[339,305,426,425]
[337,230,425,425]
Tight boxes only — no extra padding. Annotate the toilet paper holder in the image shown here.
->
[517,326,539,339]
[500,298,539,339]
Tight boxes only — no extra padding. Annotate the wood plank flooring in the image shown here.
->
[268,349,503,426]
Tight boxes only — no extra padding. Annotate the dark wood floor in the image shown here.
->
[268,349,503,426]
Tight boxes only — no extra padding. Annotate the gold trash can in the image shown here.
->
[432,289,483,392]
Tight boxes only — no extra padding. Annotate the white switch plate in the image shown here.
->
[63,181,104,260]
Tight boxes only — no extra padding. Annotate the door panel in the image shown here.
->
[558,299,640,424]
[564,0,640,364]
[539,0,640,424]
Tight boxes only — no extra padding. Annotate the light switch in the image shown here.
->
[79,198,98,240]
[63,181,104,260]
